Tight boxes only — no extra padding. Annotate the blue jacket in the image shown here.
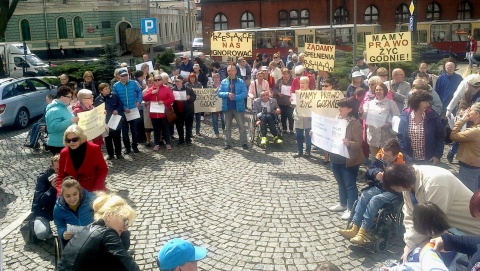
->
[218,77,248,112]
[31,168,57,221]
[45,99,74,147]
[180,60,194,73]
[397,107,445,161]
[434,73,463,108]
[53,189,95,241]
[94,93,123,130]
[112,80,142,110]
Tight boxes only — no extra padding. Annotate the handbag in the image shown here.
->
[20,212,39,244]
[165,107,177,124]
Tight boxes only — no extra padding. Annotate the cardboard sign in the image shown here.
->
[193,88,223,113]
[366,32,412,63]
[295,90,344,118]
[311,112,350,158]
[304,43,335,72]
[210,32,253,57]
[77,103,106,141]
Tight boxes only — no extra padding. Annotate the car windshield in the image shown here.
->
[26,55,45,66]
[193,38,203,43]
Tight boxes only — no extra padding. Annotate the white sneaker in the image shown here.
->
[329,203,347,212]
[200,116,204,121]
[341,210,351,220]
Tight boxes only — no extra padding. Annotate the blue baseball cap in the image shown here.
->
[158,238,207,270]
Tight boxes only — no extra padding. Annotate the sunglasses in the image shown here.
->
[154,79,162,81]
[120,74,128,77]
[65,137,80,143]
[322,85,331,87]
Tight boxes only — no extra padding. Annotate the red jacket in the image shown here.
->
[143,84,175,119]
[56,141,108,195]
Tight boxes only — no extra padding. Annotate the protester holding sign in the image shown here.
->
[72,89,104,147]
[292,76,312,158]
[185,73,205,136]
[273,68,294,135]
[172,75,196,146]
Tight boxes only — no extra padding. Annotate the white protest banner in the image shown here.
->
[135,61,154,73]
[311,112,349,158]
[77,103,106,141]
[210,32,253,57]
[366,32,412,63]
[365,107,388,128]
[304,43,335,72]
[193,88,223,113]
[295,90,344,118]
[150,103,165,113]
[124,107,140,121]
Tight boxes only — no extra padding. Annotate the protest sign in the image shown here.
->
[303,43,335,72]
[135,61,154,73]
[311,112,349,158]
[77,103,106,140]
[365,107,388,128]
[295,90,344,118]
[210,32,253,57]
[193,88,222,113]
[366,32,412,63]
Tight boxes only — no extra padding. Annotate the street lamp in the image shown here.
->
[187,0,193,60]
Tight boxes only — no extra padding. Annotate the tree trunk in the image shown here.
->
[0,0,21,41]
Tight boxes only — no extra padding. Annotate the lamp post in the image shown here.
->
[352,0,357,67]
[329,0,333,44]
[187,0,193,60]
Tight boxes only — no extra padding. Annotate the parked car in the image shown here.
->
[0,77,57,129]
[419,45,457,63]
[192,38,203,51]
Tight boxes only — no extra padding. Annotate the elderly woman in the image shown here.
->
[269,61,282,84]
[346,71,368,98]
[292,76,312,158]
[172,75,196,145]
[185,72,204,136]
[360,83,399,162]
[45,86,79,154]
[57,192,139,271]
[79,71,98,97]
[53,177,94,246]
[72,89,104,147]
[56,125,108,195]
[142,77,154,147]
[397,89,444,165]
[249,69,271,100]
[382,164,480,262]
[450,102,480,191]
[273,68,294,135]
[210,73,225,138]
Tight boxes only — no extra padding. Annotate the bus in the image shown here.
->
[209,24,381,62]
[396,20,480,56]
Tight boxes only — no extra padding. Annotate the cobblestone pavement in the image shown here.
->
[0,115,460,271]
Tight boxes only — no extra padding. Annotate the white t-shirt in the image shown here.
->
[261,101,271,113]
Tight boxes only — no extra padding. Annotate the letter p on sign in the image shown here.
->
[141,18,157,35]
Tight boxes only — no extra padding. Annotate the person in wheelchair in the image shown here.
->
[24,94,54,149]
[253,90,283,145]
[338,138,405,245]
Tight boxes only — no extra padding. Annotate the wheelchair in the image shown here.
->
[24,121,48,152]
[53,234,65,270]
[346,194,404,252]
[249,112,283,147]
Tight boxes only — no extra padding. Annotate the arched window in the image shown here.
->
[279,10,288,27]
[333,7,348,25]
[240,12,254,28]
[57,17,68,39]
[213,13,227,31]
[289,10,298,26]
[73,16,84,38]
[426,2,441,21]
[300,9,309,25]
[364,5,378,24]
[457,1,472,20]
[20,19,31,41]
[395,4,410,24]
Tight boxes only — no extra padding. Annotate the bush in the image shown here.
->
[42,77,60,86]
[156,49,175,67]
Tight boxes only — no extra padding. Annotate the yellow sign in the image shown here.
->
[303,43,335,72]
[193,88,223,113]
[366,32,412,63]
[295,90,344,118]
[210,32,253,57]
[77,103,106,141]
[409,0,415,16]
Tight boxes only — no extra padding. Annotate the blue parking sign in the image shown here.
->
[141,18,157,35]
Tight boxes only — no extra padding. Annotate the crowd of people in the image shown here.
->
[20,49,480,270]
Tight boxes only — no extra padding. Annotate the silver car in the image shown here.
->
[0,77,57,128]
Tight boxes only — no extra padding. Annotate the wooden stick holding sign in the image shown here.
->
[193,88,223,113]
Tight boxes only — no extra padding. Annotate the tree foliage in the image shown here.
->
[0,0,20,41]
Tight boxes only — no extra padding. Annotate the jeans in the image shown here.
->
[295,128,311,155]
[331,163,360,210]
[105,128,122,156]
[176,112,194,144]
[29,122,45,147]
[212,112,225,135]
[458,164,480,192]
[121,117,139,150]
[151,118,171,145]
[467,52,479,68]
[352,186,398,230]
[34,216,52,240]
[449,142,459,155]
[195,112,203,134]
[224,110,247,146]
[279,105,294,131]
[260,113,278,137]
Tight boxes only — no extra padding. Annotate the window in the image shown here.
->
[255,31,275,49]
[395,4,409,24]
[452,23,471,41]
[300,9,309,26]
[333,7,348,25]
[57,17,68,39]
[457,1,472,20]
[73,17,84,38]
[240,12,254,28]
[165,22,168,36]
[20,19,31,41]
[289,10,298,26]
[335,28,353,44]
[279,10,288,27]
[101,21,111,29]
[426,3,441,21]
[276,30,294,48]
[213,13,227,31]
[364,5,378,24]
[419,30,428,43]
[430,23,450,42]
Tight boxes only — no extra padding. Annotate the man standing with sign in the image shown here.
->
[218,65,248,150]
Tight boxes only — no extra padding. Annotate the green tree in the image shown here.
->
[155,49,175,74]
[0,0,19,41]
[94,43,118,82]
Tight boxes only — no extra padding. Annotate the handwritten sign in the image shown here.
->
[295,90,344,118]
[77,103,106,141]
[193,88,222,113]
[304,43,335,72]
[311,112,349,158]
[210,32,253,57]
[135,61,154,73]
[366,32,412,63]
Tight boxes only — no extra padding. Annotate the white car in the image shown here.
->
[192,38,203,51]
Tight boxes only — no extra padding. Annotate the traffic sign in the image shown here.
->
[142,34,158,44]
[141,18,157,35]
[409,16,414,32]
[409,0,415,16]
